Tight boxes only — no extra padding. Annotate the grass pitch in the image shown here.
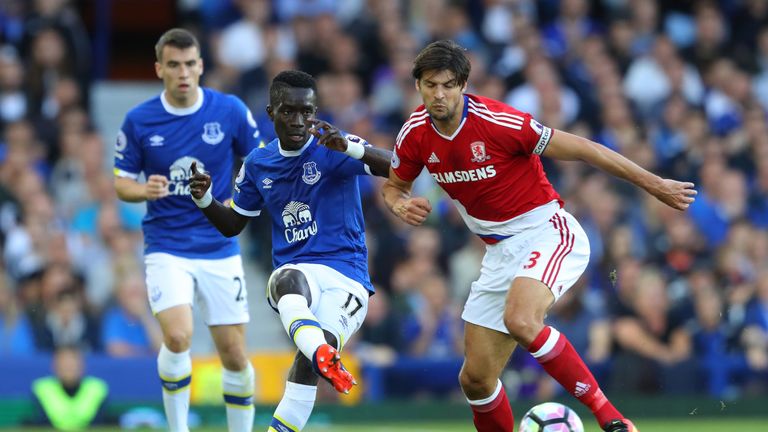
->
[6,418,768,431]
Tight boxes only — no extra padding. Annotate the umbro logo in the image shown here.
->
[149,135,165,146]
[427,152,440,163]
[262,178,273,189]
[574,381,591,398]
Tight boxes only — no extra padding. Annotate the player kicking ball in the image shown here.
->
[189,70,392,431]
[383,40,697,432]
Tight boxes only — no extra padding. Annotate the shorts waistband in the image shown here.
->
[477,233,512,245]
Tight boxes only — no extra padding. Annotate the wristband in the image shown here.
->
[192,188,213,208]
[344,139,365,159]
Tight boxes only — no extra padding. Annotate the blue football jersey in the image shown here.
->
[114,87,261,258]
[231,134,374,292]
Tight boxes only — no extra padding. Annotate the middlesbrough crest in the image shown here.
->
[470,141,490,163]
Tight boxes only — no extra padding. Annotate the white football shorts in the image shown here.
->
[267,263,369,350]
[462,208,590,333]
[145,253,249,326]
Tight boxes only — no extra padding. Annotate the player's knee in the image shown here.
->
[164,330,192,352]
[269,268,311,303]
[503,312,540,346]
[459,367,495,397]
[219,343,248,371]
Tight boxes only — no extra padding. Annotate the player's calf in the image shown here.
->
[312,344,356,394]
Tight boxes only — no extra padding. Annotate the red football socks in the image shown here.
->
[528,326,622,427]
[468,380,515,432]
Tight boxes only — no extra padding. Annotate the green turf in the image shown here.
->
[305,419,768,431]
[6,418,768,431]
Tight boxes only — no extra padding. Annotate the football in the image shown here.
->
[519,402,584,432]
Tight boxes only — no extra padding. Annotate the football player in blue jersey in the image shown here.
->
[113,29,261,432]
[188,70,391,432]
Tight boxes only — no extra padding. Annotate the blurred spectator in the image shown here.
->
[29,345,109,429]
[742,271,768,377]
[690,286,751,398]
[401,274,463,359]
[0,45,27,125]
[540,0,599,61]
[101,270,161,357]
[0,269,35,355]
[33,279,100,352]
[353,289,401,367]
[623,35,703,117]
[612,267,695,394]
[505,57,580,128]
[681,1,728,72]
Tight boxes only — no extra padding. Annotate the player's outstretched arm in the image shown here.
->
[381,169,432,226]
[309,119,392,177]
[542,130,697,211]
[189,162,250,237]
[114,175,169,202]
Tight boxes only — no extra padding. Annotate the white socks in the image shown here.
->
[269,381,318,431]
[277,294,327,360]
[222,363,255,432]
[158,344,192,432]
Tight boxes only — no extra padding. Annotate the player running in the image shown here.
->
[113,28,261,432]
[189,70,391,432]
[382,40,696,432]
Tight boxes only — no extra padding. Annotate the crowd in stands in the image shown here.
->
[1,0,767,402]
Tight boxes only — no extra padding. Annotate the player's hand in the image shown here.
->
[189,162,211,199]
[393,197,432,226]
[145,174,169,200]
[308,119,347,152]
[649,179,697,211]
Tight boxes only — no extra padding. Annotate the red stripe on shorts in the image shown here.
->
[546,216,575,288]
[541,214,565,286]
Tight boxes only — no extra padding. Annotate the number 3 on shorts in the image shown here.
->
[524,251,541,269]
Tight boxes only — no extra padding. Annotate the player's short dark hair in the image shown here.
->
[155,28,200,62]
[269,70,317,105]
[412,39,471,86]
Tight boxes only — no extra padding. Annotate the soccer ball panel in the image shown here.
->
[519,402,584,432]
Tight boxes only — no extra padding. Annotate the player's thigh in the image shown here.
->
[155,304,194,344]
[461,322,517,384]
[266,263,321,310]
[462,238,526,334]
[145,253,196,317]
[294,263,369,350]
[514,209,590,303]
[192,255,250,326]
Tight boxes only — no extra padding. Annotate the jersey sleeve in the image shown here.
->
[519,114,555,156]
[231,154,263,217]
[113,114,142,179]
[230,95,263,158]
[391,128,424,182]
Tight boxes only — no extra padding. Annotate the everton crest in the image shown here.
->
[302,161,321,185]
[202,122,225,145]
[470,141,491,163]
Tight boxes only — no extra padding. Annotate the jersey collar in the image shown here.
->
[429,94,468,141]
[278,135,315,157]
[161,87,204,116]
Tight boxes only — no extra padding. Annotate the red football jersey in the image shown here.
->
[393,94,563,240]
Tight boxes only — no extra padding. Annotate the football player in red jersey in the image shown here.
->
[382,40,697,432]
